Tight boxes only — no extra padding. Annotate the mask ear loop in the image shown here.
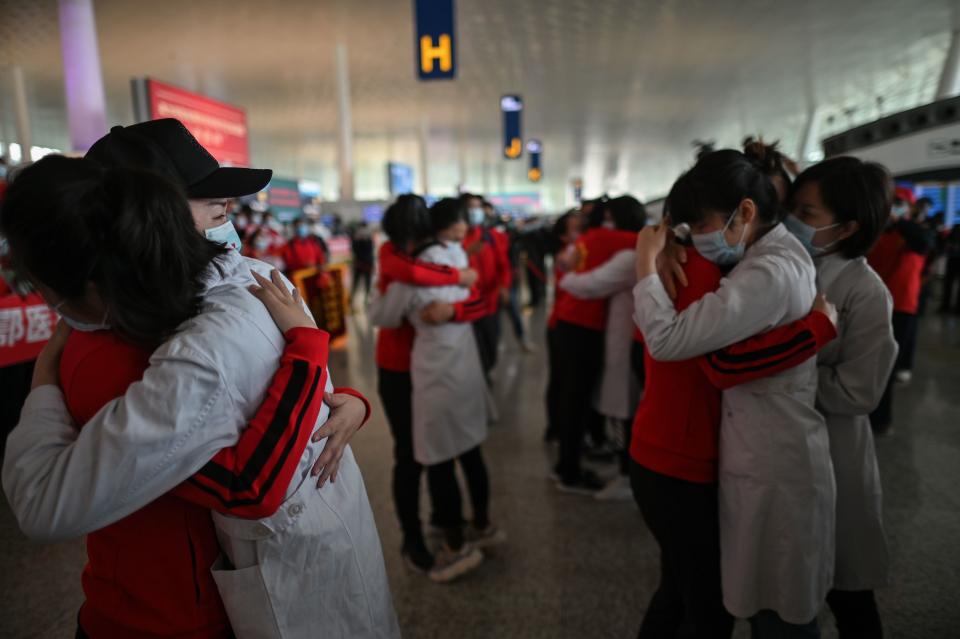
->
[723,205,748,248]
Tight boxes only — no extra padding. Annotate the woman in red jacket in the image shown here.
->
[630,142,837,638]
[371,195,485,580]
[3,158,372,638]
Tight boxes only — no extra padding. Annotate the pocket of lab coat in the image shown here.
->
[211,556,282,639]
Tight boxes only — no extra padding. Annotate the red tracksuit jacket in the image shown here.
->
[374,241,488,372]
[61,327,369,639]
[555,227,639,331]
[462,225,512,316]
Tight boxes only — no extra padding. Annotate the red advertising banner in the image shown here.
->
[145,78,250,167]
[0,293,59,368]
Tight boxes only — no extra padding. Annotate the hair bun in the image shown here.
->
[742,136,800,178]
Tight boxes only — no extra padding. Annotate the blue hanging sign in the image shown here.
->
[502,95,523,159]
[414,0,456,80]
[527,139,542,182]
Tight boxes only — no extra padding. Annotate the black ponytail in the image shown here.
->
[381,194,432,249]
[0,155,227,346]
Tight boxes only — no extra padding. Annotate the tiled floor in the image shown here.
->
[2,308,959,638]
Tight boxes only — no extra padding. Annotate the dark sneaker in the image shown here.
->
[556,469,607,496]
[402,542,435,573]
[871,422,894,437]
[465,524,507,549]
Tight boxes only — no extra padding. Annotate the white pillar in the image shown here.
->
[334,43,355,201]
[797,106,821,164]
[12,67,32,163]
[58,0,108,151]
[456,133,467,192]
[937,26,960,99]
[418,116,430,196]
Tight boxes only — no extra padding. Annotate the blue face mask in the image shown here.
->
[691,208,749,266]
[783,214,841,258]
[469,208,485,227]
[53,301,110,332]
[296,225,310,239]
[204,220,243,252]
[891,203,909,218]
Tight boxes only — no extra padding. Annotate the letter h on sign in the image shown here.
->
[414,0,457,80]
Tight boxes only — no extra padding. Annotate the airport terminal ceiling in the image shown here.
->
[0,0,956,207]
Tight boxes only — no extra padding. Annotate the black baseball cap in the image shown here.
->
[85,118,272,198]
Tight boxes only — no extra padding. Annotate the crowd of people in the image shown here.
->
[0,115,955,639]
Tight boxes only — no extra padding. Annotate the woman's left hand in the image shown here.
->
[310,392,366,487]
[249,269,317,333]
[635,220,670,280]
[31,321,71,389]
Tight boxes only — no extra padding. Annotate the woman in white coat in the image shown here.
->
[633,149,836,637]
[782,157,897,638]
[370,199,505,579]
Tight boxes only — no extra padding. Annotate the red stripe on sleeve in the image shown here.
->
[172,328,331,517]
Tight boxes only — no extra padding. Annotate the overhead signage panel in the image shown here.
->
[414,0,456,80]
[502,95,523,159]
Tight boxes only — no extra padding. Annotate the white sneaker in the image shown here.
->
[465,524,507,548]
[428,544,484,583]
[895,370,912,384]
[594,475,634,501]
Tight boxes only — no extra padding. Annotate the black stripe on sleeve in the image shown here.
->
[709,331,813,366]
[194,359,309,492]
[705,338,816,375]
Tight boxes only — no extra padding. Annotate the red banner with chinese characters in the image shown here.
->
[0,293,59,368]
[146,78,250,167]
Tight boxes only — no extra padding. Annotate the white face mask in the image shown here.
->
[891,204,909,218]
[691,208,749,266]
[783,214,841,257]
[53,301,110,332]
[469,208,485,226]
[204,220,243,252]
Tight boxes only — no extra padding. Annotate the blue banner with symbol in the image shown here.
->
[502,95,523,159]
[414,0,456,80]
[527,139,542,182]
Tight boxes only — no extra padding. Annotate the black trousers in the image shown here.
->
[427,446,490,546]
[0,360,33,437]
[554,321,604,482]
[473,310,501,380]
[377,368,427,549]
[826,589,883,639]
[630,461,733,639]
[892,311,918,372]
[351,267,372,300]
[544,326,562,439]
[942,258,960,310]
[871,311,918,429]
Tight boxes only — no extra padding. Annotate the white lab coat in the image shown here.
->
[2,251,398,639]
[814,253,896,591]
[370,242,488,465]
[633,224,836,624]
[560,249,639,420]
